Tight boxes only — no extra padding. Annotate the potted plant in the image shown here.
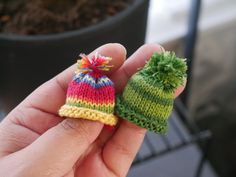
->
[0,0,150,113]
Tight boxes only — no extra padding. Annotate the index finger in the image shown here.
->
[6,43,126,135]
[103,44,185,177]
[111,44,164,93]
[22,43,127,114]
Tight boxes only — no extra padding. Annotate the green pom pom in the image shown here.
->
[140,51,187,91]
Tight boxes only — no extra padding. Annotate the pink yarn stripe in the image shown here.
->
[66,81,115,103]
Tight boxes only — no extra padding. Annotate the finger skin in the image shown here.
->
[103,43,185,177]
[16,44,126,176]
[0,44,127,176]
[22,43,127,114]
[0,43,186,177]
[4,43,127,135]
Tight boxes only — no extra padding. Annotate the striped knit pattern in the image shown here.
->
[116,73,173,133]
[115,52,187,134]
[59,55,118,126]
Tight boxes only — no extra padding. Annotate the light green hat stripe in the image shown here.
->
[132,74,174,99]
[128,74,173,105]
[123,83,173,119]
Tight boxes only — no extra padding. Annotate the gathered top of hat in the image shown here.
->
[77,52,113,74]
[115,51,187,134]
[59,52,118,126]
[139,51,187,92]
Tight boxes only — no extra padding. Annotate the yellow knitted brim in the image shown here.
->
[59,105,118,126]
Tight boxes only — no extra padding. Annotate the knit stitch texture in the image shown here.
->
[59,53,118,126]
[115,52,187,133]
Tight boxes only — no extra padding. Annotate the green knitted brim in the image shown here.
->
[116,95,168,134]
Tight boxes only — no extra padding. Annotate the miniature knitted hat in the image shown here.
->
[115,51,187,133]
[59,53,118,126]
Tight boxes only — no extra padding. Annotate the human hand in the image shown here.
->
[0,43,184,177]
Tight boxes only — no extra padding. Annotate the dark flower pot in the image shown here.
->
[0,0,149,113]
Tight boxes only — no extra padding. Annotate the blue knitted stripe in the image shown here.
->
[73,73,113,88]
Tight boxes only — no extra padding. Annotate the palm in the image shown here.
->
[0,70,141,177]
[1,107,124,177]
[74,135,119,177]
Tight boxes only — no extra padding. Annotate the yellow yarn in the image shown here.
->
[59,105,118,126]
[66,97,114,108]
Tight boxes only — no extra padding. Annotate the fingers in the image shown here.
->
[22,43,126,114]
[103,44,185,177]
[1,44,127,176]
[53,43,127,93]
[174,80,186,97]
[110,43,164,93]
[5,43,126,135]
[102,44,163,176]
[110,43,184,95]
[5,119,103,177]
[103,121,146,177]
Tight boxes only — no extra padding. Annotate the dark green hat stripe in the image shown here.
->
[122,85,173,119]
[116,95,168,134]
[129,74,174,99]
[128,79,173,106]
[122,96,173,120]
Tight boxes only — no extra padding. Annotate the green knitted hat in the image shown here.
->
[115,51,187,134]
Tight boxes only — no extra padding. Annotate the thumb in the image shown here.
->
[12,119,103,176]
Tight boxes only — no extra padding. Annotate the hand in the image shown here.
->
[0,43,184,177]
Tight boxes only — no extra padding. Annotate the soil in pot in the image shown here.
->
[0,0,134,35]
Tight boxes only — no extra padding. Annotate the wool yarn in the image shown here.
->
[59,53,118,126]
[115,52,187,133]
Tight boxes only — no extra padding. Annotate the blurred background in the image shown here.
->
[1,0,236,176]
[146,0,236,177]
